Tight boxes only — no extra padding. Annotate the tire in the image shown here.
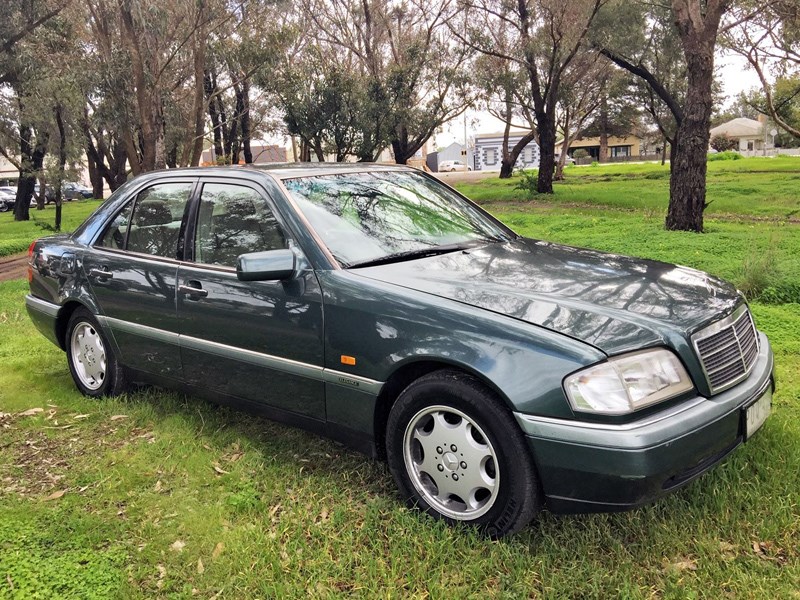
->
[66,308,128,397]
[0,204,8,212]
[386,369,540,538]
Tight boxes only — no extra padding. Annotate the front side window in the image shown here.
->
[194,183,286,267]
[125,183,192,258]
[284,171,510,267]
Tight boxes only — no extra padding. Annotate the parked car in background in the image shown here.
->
[25,164,774,537]
[33,183,55,204]
[0,188,15,212]
[63,182,94,200]
[438,160,472,172]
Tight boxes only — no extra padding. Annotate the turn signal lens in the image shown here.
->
[340,355,356,366]
[27,239,38,283]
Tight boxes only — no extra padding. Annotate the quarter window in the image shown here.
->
[98,200,134,249]
[125,183,193,258]
[194,183,286,267]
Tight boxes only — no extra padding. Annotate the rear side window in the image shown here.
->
[98,200,134,249]
[124,183,192,258]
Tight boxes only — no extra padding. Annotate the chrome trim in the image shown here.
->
[181,333,323,380]
[99,316,180,346]
[98,315,385,393]
[691,304,759,394]
[25,294,60,318]
[515,398,706,432]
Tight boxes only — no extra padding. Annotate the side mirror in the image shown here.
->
[236,249,296,282]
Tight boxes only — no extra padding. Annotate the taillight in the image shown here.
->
[27,239,37,283]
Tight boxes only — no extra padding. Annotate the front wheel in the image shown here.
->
[66,308,128,397]
[386,370,540,538]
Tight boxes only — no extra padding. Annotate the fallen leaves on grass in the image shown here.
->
[212,542,224,561]
[170,539,186,553]
[18,408,43,417]
[197,558,205,574]
[664,557,698,574]
[44,489,66,501]
[752,541,788,565]
[110,415,129,421]
[211,462,229,476]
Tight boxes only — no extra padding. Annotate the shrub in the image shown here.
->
[736,237,779,300]
[573,149,589,159]
[708,151,742,161]
[591,161,599,167]
[513,169,540,197]
[710,134,738,152]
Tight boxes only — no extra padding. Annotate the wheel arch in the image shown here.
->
[55,300,97,351]
[372,358,514,460]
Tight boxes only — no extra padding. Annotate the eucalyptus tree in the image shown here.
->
[473,47,538,178]
[725,1,800,139]
[455,0,605,193]
[305,0,472,164]
[593,0,755,232]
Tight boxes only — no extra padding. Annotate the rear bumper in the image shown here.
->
[515,333,774,513]
[25,294,62,348]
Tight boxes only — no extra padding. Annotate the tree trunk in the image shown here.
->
[54,105,67,232]
[555,135,571,181]
[665,49,715,231]
[13,123,45,221]
[536,116,557,194]
[241,79,253,164]
[598,93,609,163]
[87,150,104,199]
[500,130,537,179]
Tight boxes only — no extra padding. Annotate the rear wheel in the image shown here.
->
[66,308,127,397]
[386,369,540,538]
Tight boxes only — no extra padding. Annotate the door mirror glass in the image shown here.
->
[237,249,296,281]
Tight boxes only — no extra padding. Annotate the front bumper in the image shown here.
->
[515,332,774,513]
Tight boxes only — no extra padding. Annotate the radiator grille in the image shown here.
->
[692,307,759,394]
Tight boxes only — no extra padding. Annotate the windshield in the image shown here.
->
[283,171,511,267]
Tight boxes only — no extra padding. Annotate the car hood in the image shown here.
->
[353,238,741,355]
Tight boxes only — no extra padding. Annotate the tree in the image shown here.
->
[725,2,800,139]
[595,0,741,232]
[305,0,472,164]
[456,0,605,193]
[473,53,537,178]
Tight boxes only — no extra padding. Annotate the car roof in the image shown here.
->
[131,163,416,183]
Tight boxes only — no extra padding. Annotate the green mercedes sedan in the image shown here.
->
[25,164,774,537]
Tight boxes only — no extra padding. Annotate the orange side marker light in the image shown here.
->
[340,355,356,366]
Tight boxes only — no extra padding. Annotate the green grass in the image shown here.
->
[0,201,103,257]
[0,278,798,598]
[1,158,799,597]
[456,157,800,219]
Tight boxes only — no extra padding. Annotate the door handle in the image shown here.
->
[89,267,113,279]
[179,282,208,298]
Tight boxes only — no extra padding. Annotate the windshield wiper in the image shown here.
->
[347,242,476,269]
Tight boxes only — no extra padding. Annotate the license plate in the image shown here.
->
[745,387,772,439]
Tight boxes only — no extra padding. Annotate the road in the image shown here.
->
[0,253,27,282]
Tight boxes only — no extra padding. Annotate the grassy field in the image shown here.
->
[1,159,799,597]
[0,200,102,257]
[457,156,800,219]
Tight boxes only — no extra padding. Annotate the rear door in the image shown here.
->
[82,179,195,380]
[176,179,326,419]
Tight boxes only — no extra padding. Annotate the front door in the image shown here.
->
[176,180,325,419]
[83,180,195,380]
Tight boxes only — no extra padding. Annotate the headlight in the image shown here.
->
[564,349,694,415]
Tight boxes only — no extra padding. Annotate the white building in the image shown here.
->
[710,117,770,152]
[473,131,539,171]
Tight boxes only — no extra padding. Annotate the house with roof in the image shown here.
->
[709,117,770,152]
[473,131,540,171]
[559,134,644,160]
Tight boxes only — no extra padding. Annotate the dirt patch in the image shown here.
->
[0,253,28,282]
